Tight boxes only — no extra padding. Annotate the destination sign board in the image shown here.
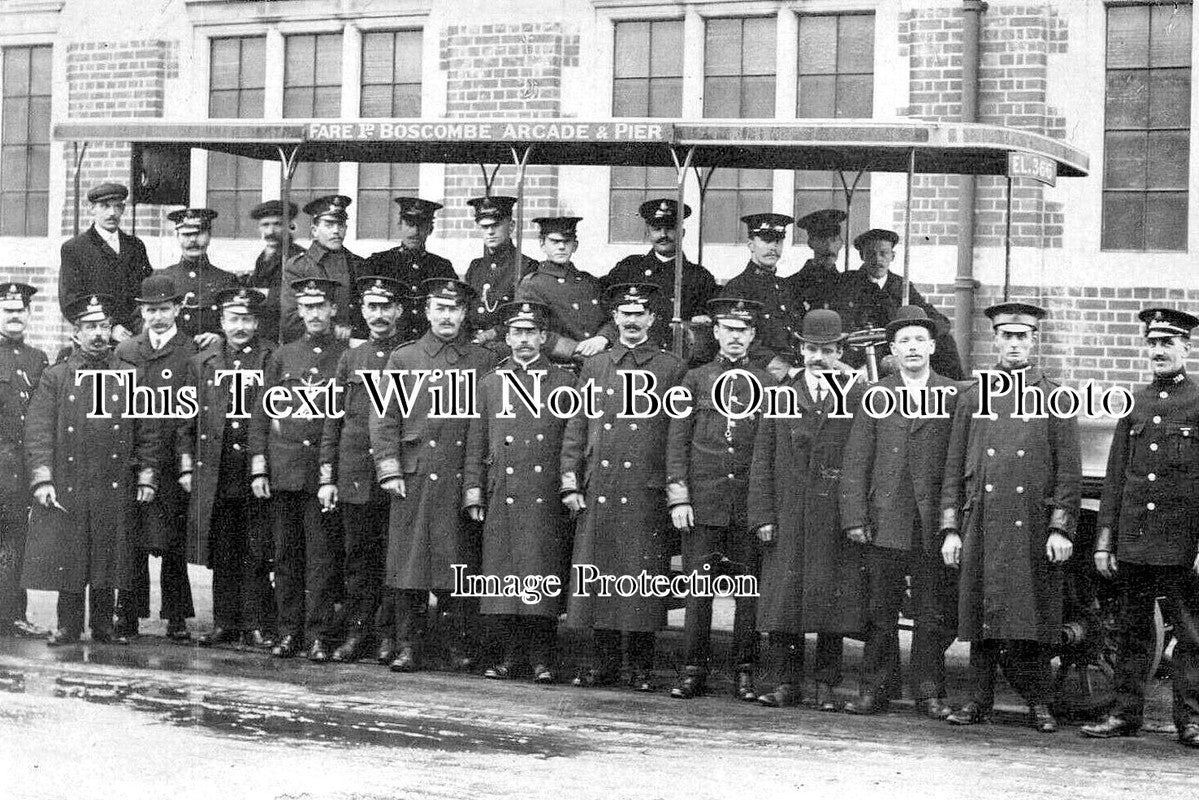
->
[306,120,673,143]
[1007,151,1057,186]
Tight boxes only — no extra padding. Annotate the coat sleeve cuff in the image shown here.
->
[1048,507,1075,538]
[250,454,268,477]
[940,507,959,533]
[29,465,52,489]
[376,457,401,482]
[560,472,579,494]
[179,452,194,475]
[137,468,157,490]
[319,463,335,485]
[666,482,690,507]
[1094,526,1115,554]
[463,487,484,509]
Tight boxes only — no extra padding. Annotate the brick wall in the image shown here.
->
[439,23,580,236]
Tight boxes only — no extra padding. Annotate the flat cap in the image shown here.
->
[795,208,847,238]
[87,183,128,204]
[250,200,299,221]
[853,228,900,250]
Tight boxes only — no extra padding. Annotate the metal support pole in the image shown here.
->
[1004,177,1013,302]
[690,165,719,269]
[509,145,535,297]
[277,145,301,344]
[476,162,502,195]
[72,142,89,236]
[669,146,696,359]
[902,148,916,306]
[955,0,987,365]
[835,168,867,273]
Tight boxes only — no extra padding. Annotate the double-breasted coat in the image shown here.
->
[747,370,866,635]
[362,247,456,342]
[58,226,153,332]
[179,335,275,564]
[600,251,719,360]
[0,337,48,603]
[940,367,1081,644]
[463,355,574,617]
[370,331,497,591]
[514,261,607,354]
[464,241,538,336]
[21,348,159,592]
[722,262,800,365]
[281,243,366,342]
[159,258,239,340]
[560,341,687,632]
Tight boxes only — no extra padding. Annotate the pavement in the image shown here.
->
[0,562,1193,800]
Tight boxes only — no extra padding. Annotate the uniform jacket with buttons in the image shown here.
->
[0,336,47,498]
[599,251,719,359]
[362,246,456,342]
[159,258,239,340]
[665,355,773,529]
[58,226,154,333]
[1098,371,1199,566]
[243,242,305,345]
[464,240,538,335]
[369,331,498,590]
[722,262,800,365]
[514,260,607,353]
[319,331,405,504]
[21,347,158,592]
[178,335,275,564]
[281,242,366,342]
[248,331,347,493]
[784,258,840,318]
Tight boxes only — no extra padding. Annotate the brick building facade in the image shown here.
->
[0,0,1195,390]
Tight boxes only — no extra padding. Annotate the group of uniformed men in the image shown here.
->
[0,180,1195,750]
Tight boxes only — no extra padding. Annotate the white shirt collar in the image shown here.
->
[93,224,120,253]
[900,371,930,390]
[805,370,826,397]
[653,251,674,263]
[871,274,887,289]
[148,325,177,351]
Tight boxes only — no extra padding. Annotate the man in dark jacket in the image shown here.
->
[941,302,1081,733]
[159,208,239,351]
[242,200,304,344]
[784,208,846,318]
[182,287,276,648]
[281,196,364,343]
[57,182,153,340]
[666,298,772,701]
[113,274,197,641]
[0,282,48,638]
[722,214,800,380]
[840,306,961,718]
[463,195,537,347]
[1082,307,1199,749]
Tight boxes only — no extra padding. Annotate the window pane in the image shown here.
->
[283,88,312,118]
[393,84,421,117]
[1145,191,1188,250]
[241,38,265,88]
[705,19,742,77]
[648,78,681,117]
[738,169,772,190]
[1146,130,1189,189]
[609,190,647,243]
[838,15,874,73]
[1104,131,1147,189]
[1,147,28,188]
[27,145,49,191]
[742,75,776,117]
[357,190,393,239]
[210,39,240,90]
[799,75,836,118]
[1149,69,1190,128]
[315,34,343,86]
[615,22,649,79]
[1149,4,1192,68]
[29,46,52,96]
[1107,5,1150,68]
[1105,70,1149,129]
[3,48,30,95]
[394,31,422,77]
[1,98,26,143]
[209,90,237,118]
[208,37,264,238]
[239,87,264,117]
[610,165,645,189]
[24,190,47,235]
[799,16,837,75]
[836,74,873,117]
[362,33,395,86]
[742,18,777,74]
[701,190,739,244]
[207,152,237,188]
[358,162,391,190]
[285,35,315,86]
[649,22,683,77]
[1101,192,1145,249]
[614,79,648,116]
[313,86,341,117]
[361,85,391,117]
[0,194,26,236]
[703,76,740,117]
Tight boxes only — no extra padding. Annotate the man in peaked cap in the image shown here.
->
[561,282,687,693]
[834,227,965,380]
[242,200,304,344]
[1083,307,1199,748]
[515,216,609,362]
[464,299,574,683]
[182,286,277,649]
[941,301,1080,733]
[371,277,498,673]
[722,212,801,380]
[318,275,407,664]
[464,196,538,346]
[784,208,847,319]
[666,297,773,701]
[160,207,239,351]
[58,182,153,341]
[840,305,963,718]
[363,197,456,343]
[22,294,160,646]
[250,277,349,661]
[281,195,365,343]
[0,282,49,639]
[600,199,719,364]
[749,309,866,711]
[112,274,197,641]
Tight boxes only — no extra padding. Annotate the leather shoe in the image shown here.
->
[532,664,555,684]
[7,619,50,639]
[165,620,191,642]
[735,670,758,703]
[844,691,889,716]
[670,672,706,700]
[1079,715,1140,739]
[331,637,364,663]
[758,683,799,708]
[1179,724,1199,748]
[630,672,654,693]
[814,682,840,712]
[947,701,990,725]
[916,697,954,721]
[571,668,618,688]
[389,645,418,673]
[484,662,515,680]
[243,629,272,649]
[272,633,301,658]
[90,630,129,645]
[1030,704,1058,733]
[307,639,330,663]
[198,627,240,647]
[115,615,139,639]
[46,629,81,647]
[376,637,396,665]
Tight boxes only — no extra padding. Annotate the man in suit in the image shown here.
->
[281,196,364,343]
[58,182,153,340]
[242,200,304,344]
[463,195,538,346]
[941,302,1081,733]
[0,282,48,638]
[840,306,961,718]
[159,208,238,351]
[1082,307,1199,749]
[113,274,197,641]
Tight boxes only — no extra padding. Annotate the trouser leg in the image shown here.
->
[0,494,29,624]
[910,551,957,700]
[88,586,115,638]
[591,628,622,675]
[1160,567,1199,731]
[1000,640,1051,706]
[305,497,343,642]
[525,616,556,668]
[158,539,194,621]
[627,630,655,674]
[273,492,307,639]
[968,639,999,709]
[209,498,247,630]
[731,531,762,669]
[680,525,720,670]
[861,546,906,694]
[56,592,85,637]
[765,631,803,685]
[812,633,844,686]
[393,588,428,653]
[245,498,274,632]
[1112,563,1161,723]
[340,499,388,638]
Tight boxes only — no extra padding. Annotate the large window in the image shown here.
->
[610,19,684,243]
[1102,2,1191,251]
[703,17,776,244]
[1,45,51,237]
[358,30,422,241]
[208,36,265,238]
[284,32,343,202]
[794,13,874,245]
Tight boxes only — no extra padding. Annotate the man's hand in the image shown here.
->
[381,477,406,498]
[562,492,586,515]
[473,328,498,344]
[111,324,134,343]
[251,476,271,500]
[136,486,156,503]
[765,357,790,383]
[317,484,338,512]
[941,531,962,567]
[1094,550,1118,579]
[755,524,776,544]
[193,332,221,350]
[333,324,353,341]
[466,505,485,523]
[33,484,57,509]
[846,526,871,545]
[670,504,694,532]
[178,473,192,494]
[574,336,609,358]
[1046,531,1073,563]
